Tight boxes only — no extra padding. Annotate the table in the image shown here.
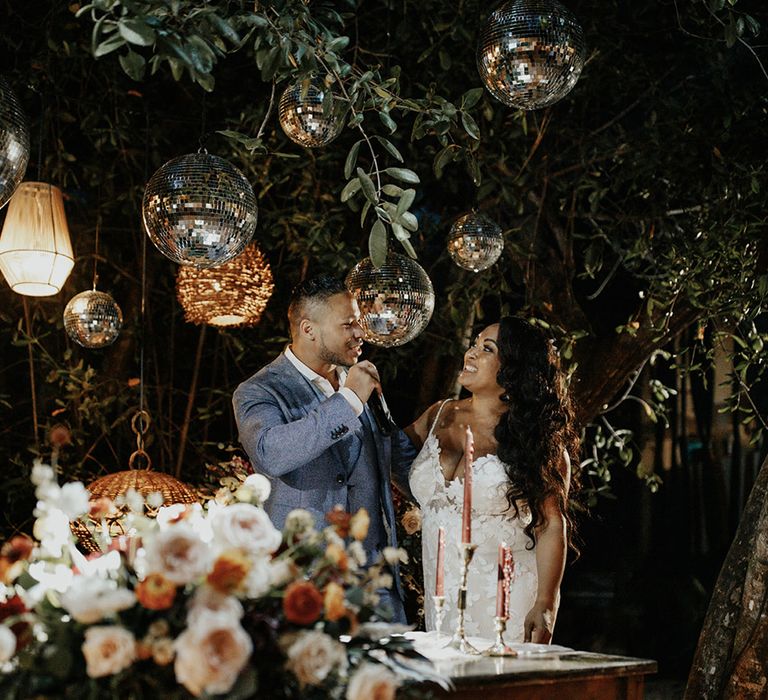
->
[405,632,657,700]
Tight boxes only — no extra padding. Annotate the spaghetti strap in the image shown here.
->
[427,399,454,439]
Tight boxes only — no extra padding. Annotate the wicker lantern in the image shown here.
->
[0,182,74,296]
[176,243,274,327]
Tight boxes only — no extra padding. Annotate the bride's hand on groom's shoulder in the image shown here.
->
[523,601,555,644]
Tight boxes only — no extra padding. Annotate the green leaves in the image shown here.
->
[118,50,146,80]
[369,219,388,268]
[384,167,420,184]
[117,19,156,46]
[356,167,377,203]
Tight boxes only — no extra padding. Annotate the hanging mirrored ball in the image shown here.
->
[447,211,504,272]
[346,253,435,348]
[477,0,586,110]
[63,290,123,349]
[0,77,30,209]
[142,152,258,268]
[279,77,347,148]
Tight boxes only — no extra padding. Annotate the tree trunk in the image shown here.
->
[685,455,768,699]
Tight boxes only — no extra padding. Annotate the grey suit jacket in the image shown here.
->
[232,353,416,551]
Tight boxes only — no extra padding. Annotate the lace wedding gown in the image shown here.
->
[409,400,540,641]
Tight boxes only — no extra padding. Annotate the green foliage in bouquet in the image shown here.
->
[0,464,445,699]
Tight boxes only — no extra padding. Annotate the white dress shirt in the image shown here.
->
[284,346,364,416]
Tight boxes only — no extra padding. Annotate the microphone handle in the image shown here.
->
[367,391,396,436]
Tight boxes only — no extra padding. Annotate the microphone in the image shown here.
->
[367,390,397,436]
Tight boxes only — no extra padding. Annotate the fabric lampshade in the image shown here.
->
[0,182,74,296]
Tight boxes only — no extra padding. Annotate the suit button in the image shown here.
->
[336,474,344,485]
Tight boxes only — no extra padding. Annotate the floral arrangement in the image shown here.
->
[0,462,445,699]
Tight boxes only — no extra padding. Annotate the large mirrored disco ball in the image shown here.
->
[447,211,504,272]
[0,77,30,209]
[345,253,435,347]
[477,0,586,110]
[63,290,123,349]
[279,77,347,148]
[142,153,258,268]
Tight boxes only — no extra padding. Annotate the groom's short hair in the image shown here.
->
[288,274,349,338]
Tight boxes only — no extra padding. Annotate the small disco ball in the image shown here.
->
[0,77,30,209]
[477,0,586,110]
[345,253,435,348]
[447,211,504,272]
[142,152,258,269]
[279,77,347,148]
[63,290,123,349]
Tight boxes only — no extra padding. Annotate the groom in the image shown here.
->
[232,274,416,622]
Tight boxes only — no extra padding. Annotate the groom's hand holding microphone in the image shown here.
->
[346,361,396,436]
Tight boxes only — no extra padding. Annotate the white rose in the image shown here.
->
[187,586,243,627]
[143,524,211,585]
[243,473,271,503]
[60,577,136,624]
[243,556,271,598]
[268,559,295,588]
[284,509,315,534]
[0,625,16,663]
[56,482,91,519]
[210,503,281,557]
[285,630,348,687]
[174,611,252,697]
[346,662,400,700]
[82,626,136,678]
[347,541,367,568]
[31,461,54,486]
[32,509,71,558]
[382,547,408,566]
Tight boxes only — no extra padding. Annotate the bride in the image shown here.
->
[406,317,579,643]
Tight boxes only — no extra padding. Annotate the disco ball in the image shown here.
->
[447,211,504,272]
[142,152,258,268]
[63,290,123,349]
[279,77,347,148]
[0,77,30,209]
[345,253,435,348]
[477,0,586,110]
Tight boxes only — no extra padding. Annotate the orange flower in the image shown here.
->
[1,535,34,563]
[325,543,348,572]
[207,550,251,594]
[349,508,370,542]
[48,423,72,447]
[283,581,323,626]
[325,506,351,538]
[136,640,154,660]
[323,582,346,622]
[136,573,177,611]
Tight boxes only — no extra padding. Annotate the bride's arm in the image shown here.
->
[524,451,571,644]
[403,401,442,451]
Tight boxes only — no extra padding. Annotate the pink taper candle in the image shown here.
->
[461,425,474,544]
[495,542,506,618]
[435,526,445,596]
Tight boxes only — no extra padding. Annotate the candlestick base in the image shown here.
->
[482,616,518,657]
[432,595,446,638]
[445,543,480,655]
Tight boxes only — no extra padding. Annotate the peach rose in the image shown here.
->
[324,582,346,622]
[401,507,422,535]
[283,581,323,626]
[346,662,400,700]
[136,573,177,611]
[81,626,137,678]
[285,630,347,687]
[207,550,252,595]
[174,611,252,697]
[349,508,370,542]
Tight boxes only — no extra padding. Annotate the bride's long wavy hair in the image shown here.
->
[493,317,580,552]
